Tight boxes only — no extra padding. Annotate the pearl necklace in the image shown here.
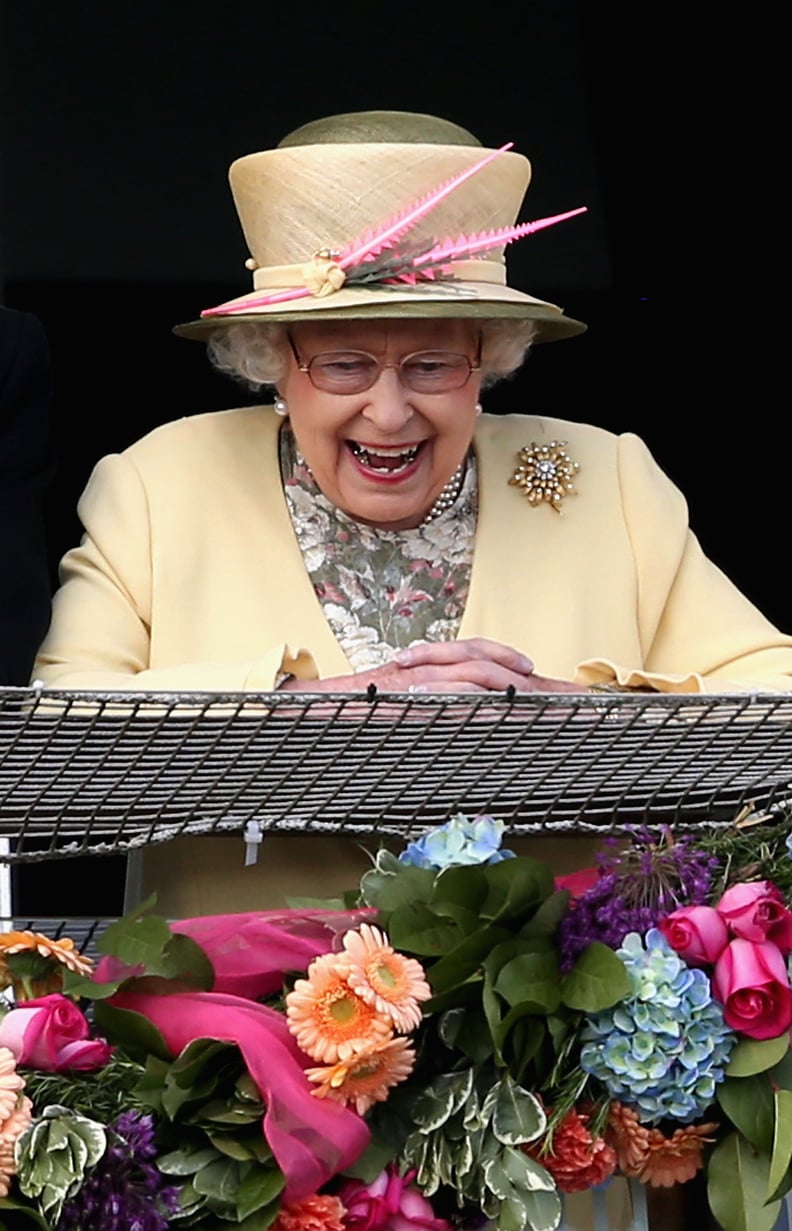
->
[421,460,466,524]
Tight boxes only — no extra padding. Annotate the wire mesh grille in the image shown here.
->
[2,687,792,863]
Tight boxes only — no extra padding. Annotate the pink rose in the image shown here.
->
[337,1166,450,1231]
[712,938,792,1039]
[658,905,729,966]
[717,881,792,952]
[0,993,112,1072]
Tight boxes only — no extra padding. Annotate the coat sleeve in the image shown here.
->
[575,432,792,692]
[32,451,314,692]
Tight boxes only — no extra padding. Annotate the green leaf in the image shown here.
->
[501,1144,556,1191]
[159,932,216,989]
[708,1132,781,1231]
[480,858,555,924]
[504,1016,546,1082]
[493,949,561,1014]
[771,1048,792,1090]
[424,925,512,996]
[440,1007,495,1063]
[717,1074,775,1154]
[728,1033,792,1077]
[387,902,463,956]
[0,1197,51,1228]
[517,1190,562,1231]
[193,1156,241,1203]
[491,1074,546,1145]
[432,864,490,915]
[92,1002,172,1063]
[97,905,172,965]
[169,1038,240,1092]
[410,1069,474,1132]
[61,970,128,1000]
[235,1166,285,1220]
[339,1135,398,1183]
[519,889,571,939]
[560,941,631,1012]
[768,1089,792,1200]
[359,864,436,913]
[156,1145,221,1176]
[236,1208,283,1231]
[496,1196,527,1231]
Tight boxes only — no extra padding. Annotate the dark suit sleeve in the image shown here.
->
[0,307,56,684]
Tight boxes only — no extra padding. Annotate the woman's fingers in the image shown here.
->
[279,645,584,695]
[394,638,535,676]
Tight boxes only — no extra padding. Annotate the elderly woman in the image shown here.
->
[33,109,792,917]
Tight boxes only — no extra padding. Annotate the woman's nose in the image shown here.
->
[359,367,414,431]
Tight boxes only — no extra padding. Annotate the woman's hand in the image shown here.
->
[279,638,583,694]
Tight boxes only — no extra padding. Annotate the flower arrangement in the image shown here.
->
[0,807,791,1231]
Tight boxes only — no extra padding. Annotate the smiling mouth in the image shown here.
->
[347,441,423,473]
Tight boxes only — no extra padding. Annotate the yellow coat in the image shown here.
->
[33,407,792,917]
[35,406,792,694]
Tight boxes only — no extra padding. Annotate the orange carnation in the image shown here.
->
[270,1194,347,1231]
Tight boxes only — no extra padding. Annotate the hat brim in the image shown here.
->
[172,283,587,344]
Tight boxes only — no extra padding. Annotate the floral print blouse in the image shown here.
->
[280,428,478,672]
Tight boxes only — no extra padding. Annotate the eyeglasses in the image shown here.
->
[288,334,481,395]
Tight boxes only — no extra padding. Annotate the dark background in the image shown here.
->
[0,3,783,912]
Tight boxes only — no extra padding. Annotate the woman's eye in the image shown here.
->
[320,358,370,376]
[410,360,450,377]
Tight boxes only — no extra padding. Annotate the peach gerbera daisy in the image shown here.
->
[0,931,94,977]
[0,1094,33,1198]
[286,952,393,1064]
[305,1035,416,1114]
[639,1122,719,1188]
[341,924,431,1032]
[0,1049,25,1125]
[270,1193,347,1231]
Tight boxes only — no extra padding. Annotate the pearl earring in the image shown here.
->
[273,395,288,417]
[475,402,483,416]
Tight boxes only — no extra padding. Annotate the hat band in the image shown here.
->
[251,258,507,294]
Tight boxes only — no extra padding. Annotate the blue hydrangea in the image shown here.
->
[399,814,515,870]
[579,929,736,1124]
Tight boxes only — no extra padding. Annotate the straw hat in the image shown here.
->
[174,110,588,343]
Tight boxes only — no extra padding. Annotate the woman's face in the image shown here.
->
[278,319,482,530]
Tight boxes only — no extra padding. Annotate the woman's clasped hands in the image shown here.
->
[278,637,584,694]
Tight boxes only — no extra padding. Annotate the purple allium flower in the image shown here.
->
[56,1110,180,1231]
[557,830,721,969]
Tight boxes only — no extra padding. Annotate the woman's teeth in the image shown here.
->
[348,442,421,472]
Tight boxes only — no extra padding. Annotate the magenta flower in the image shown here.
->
[713,938,792,1040]
[658,905,729,966]
[0,993,112,1072]
[716,881,792,953]
[337,1165,451,1231]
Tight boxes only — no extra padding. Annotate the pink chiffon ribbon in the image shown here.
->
[102,908,375,1199]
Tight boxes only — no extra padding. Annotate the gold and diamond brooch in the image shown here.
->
[508,440,580,513]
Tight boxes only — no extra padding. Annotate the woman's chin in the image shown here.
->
[345,502,431,531]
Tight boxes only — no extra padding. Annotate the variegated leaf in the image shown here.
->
[412,1069,475,1131]
[501,1146,556,1192]
[492,1075,547,1145]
